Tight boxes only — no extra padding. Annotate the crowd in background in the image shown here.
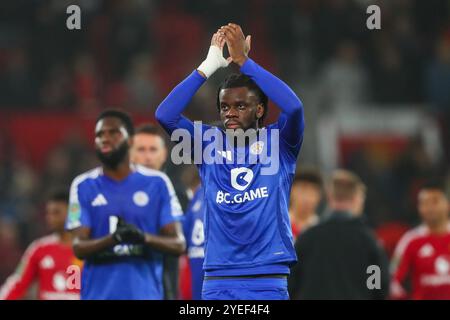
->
[0,0,450,287]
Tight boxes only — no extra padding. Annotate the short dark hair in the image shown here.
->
[294,168,324,190]
[48,189,69,203]
[96,109,134,136]
[217,74,268,125]
[134,123,167,146]
[135,123,164,137]
[420,179,448,197]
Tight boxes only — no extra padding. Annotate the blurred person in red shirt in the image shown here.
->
[289,168,323,240]
[375,221,410,259]
[391,179,450,300]
[0,190,81,300]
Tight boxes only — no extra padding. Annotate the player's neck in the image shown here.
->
[58,231,72,245]
[427,220,449,235]
[103,160,132,181]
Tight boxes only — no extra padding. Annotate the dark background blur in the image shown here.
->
[0,0,449,283]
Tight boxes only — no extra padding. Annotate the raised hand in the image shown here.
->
[197,32,230,78]
[219,23,251,66]
[211,32,226,50]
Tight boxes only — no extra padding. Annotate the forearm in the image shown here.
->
[0,268,35,300]
[240,58,304,145]
[240,58,303,116]
[144,233,186,256]
[73,235,116,260]
[155,70,206,135]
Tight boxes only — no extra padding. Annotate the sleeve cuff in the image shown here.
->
[239,58,257,74]
[192,70,208,83]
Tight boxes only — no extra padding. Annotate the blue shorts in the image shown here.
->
[202,277,289,300]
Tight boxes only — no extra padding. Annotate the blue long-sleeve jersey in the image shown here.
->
[156,58,304,276]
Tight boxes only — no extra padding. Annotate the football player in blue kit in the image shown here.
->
[182,184,206,300]
[66,110,186,299]
[156,24,304,300]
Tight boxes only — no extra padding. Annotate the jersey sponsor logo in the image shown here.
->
[419,244,434,258]
[91,194,108,207]
[108,216,145,256]
[41,291,80,300]
[52,272,67,291]
[435,256,450,275]
[230,167,254,191]
[188,246,205,259]
[112,244,145,256]
[216,167,269,204]
[40,255,55,269]
[133,191,149,207]
[216,187,269,204]
[420,255,450,286]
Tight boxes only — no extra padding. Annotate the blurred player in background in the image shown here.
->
[130,124,167,170]
[289,170,389,299]
[66,110,185,299]
[0,190,80,300]
[130,124,180,300]
[391,180,450,300]
[289,168,323,240]
[179,123,224,300]
[181,178,205,300]
[156,24,304,300]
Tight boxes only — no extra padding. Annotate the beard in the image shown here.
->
[96,141,129,169]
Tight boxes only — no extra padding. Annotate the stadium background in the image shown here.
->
[0,0,449,295]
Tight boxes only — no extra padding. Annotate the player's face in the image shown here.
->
[291,181,321,216]
[45,201,68,233]
[418,189,449,226]
[219,87,264,130]
[131,133,167,170]
[95,117,130,168]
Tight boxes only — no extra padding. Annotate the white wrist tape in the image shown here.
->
[197,46,229,78]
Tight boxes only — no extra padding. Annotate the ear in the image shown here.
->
[256,104,264,119]
[162,146,168,163]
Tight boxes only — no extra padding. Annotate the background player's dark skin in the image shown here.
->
[46,198,72,245]
[71,116,186,259]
